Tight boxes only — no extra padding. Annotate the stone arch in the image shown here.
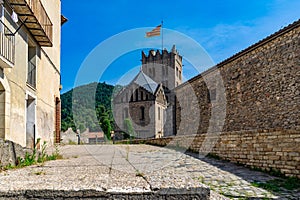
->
[0,73,11,139]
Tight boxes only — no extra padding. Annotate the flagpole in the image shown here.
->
[161,20,164,53]
[161,20,164,68]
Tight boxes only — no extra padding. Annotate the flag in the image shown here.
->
[146,25,161,37]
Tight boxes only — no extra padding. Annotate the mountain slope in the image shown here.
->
[61,82,115,132]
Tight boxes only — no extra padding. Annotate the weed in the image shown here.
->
[251,177,300,193]
[136,171,145,177]
[37,141,47,163]
[3,163,14,170]
[3,141,63,171]
[125,146,129,161]
[18,151,36,167]
[33,170,45,175]
[206,153,221,160]
[198,176,205,183]
[68,140,77,145]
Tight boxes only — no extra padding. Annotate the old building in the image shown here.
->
[0,0,63,148]
[113,46,182,138]
[142,46,183,136]
[113,70,167,139]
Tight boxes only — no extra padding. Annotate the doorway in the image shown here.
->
[26,95,36,148]
[0,82,5,139]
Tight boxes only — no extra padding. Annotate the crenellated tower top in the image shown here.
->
[141,45,183,90]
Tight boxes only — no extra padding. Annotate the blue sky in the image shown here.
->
[61,0,300,93]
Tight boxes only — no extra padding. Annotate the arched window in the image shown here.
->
[140,106,145,120]
[135,90,138,101]
[140,91,144,101]
[158,107,161,120]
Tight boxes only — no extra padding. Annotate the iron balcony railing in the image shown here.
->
[0,19,15,65]
[27,60,36,88]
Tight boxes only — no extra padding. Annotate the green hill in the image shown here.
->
[61,82,115,132]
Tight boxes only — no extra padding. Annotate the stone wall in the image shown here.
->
[0,139,32,167]
[124,129,300,178]
[175,20,300,134]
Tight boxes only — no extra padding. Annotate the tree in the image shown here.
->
[123,118,136,140]
[60,82,115,132]
[101,117,111,141]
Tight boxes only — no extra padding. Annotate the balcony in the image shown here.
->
[0,20,15,67]
[8,0,53,47]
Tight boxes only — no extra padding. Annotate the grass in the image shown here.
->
[33,170,46,176]
[125,145,130,161]
[136,171,145,177]
[1,141,63,171]
[68,140,77,145]
[251,177,300,193]
[206,153,221,160]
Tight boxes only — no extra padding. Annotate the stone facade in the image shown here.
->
[0,0,62,147]
[113,71,167,138]
[0,139,33,167]
[142,46,183,136]
[176,19,300,134]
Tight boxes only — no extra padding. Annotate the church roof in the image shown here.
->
[132,70,158,94]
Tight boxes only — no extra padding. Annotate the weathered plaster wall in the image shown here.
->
[0,0,61,147]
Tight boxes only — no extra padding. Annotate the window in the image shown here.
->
[27,45,37,88]
[176,67,178,77]
[208,88,216,102]
[140,91,143,101]
[130,89,133,102]
[0,5,3,33]
[140,106,145,120]
[158,107,160,120]
[135,90,138,101]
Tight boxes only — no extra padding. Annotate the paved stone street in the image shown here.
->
[0,145,299,199]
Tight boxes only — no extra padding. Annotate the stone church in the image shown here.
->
[113,45,183,138]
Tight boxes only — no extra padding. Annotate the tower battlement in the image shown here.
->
[141,45,183,90]
[141,45,182,65]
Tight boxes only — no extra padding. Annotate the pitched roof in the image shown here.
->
[132,70,158,94]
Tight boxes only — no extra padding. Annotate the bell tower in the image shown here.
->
[141,45,183,136]
[141,45,182,91]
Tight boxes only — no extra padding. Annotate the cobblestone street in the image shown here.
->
[0,145,299,199]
